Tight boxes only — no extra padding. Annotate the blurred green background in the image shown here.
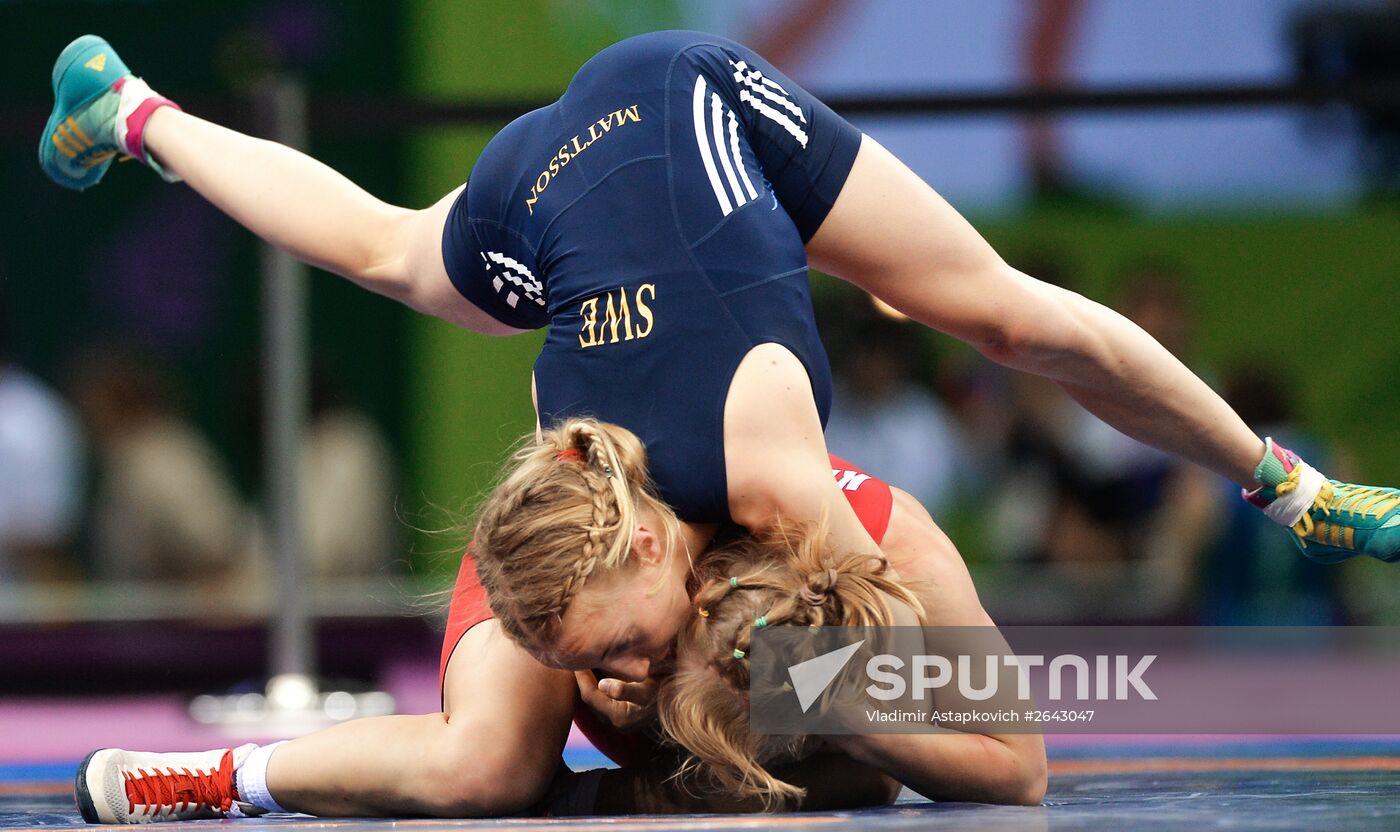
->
[3,0,1397,582]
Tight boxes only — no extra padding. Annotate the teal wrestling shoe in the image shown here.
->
[1245,438,1400,564]
[39,35,181,190]
[1285,478,1400,564]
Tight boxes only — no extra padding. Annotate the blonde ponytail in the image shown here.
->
[658,519,922,809]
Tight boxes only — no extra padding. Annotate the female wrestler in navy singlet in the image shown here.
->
[46,27,1400,821]
[443,30,853,522]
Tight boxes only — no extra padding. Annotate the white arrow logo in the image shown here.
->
[787,640,865,713]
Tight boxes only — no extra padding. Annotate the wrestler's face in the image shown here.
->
[549,511,691,682]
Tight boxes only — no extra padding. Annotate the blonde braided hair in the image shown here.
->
[472,418,679,652]
[658,519,923,810]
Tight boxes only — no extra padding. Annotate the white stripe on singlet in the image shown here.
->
[727,109,759,201]
[711,92,748,209]
[730,60,809,148]
[692,75,733,215]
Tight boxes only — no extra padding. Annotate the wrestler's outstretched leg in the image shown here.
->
[806,134,1400,563]
[39,35,509,334]
[76,621,576,822]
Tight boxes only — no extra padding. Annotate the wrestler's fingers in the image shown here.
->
[574,670,610,706]
[598,676,659,706]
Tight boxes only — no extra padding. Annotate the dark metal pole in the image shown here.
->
[255,78,315,697]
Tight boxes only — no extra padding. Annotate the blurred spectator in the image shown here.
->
[0,292,85,582]
[1050,262,1202,563]
[980,256,1217,619]
[823,300,966,519]
[241,365,400,581]
[982,252,1091,565]
[298,369,398,577]
[1107,257,1198,360]
[1198,361,1344,625]
[69,347,249,581]
[1053,261,1217,610]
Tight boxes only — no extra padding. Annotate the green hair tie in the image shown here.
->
[732,648,746,660]
[754,616,768,629]
[729,576,739,589]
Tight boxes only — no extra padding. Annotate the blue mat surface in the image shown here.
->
[7,741,1400,830]
[7,769,1400,831]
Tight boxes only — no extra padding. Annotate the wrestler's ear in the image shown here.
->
[630,523,664,566]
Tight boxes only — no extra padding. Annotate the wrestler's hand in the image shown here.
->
[575,670,658,733]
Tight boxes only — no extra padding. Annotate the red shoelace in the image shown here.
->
[122,750,236,817]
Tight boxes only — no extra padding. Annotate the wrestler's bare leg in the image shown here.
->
[140,108,515,335]
[806,134,1264,489]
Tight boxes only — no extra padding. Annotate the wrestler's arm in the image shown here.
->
[833,729,1043,806]
[826,488,1047,806]
[724,344,892,569]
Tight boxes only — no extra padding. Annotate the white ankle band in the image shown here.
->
[235,741,289,814]
[113,77,182,183]
[113,77,156,154]
[1264,462,1325,527]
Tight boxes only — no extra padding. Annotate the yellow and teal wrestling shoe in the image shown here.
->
[1245,438,1400,564]
[39,35,181,191]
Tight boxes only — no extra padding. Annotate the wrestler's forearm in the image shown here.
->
[834,729,1046,806]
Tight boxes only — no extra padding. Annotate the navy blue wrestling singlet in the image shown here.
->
[440,30,864,522]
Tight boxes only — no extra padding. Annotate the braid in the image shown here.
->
[539,420,636,620]
[692,574,811,691]
[470,417,679,651]
[658,518,926,808]
[554,465,618,614]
